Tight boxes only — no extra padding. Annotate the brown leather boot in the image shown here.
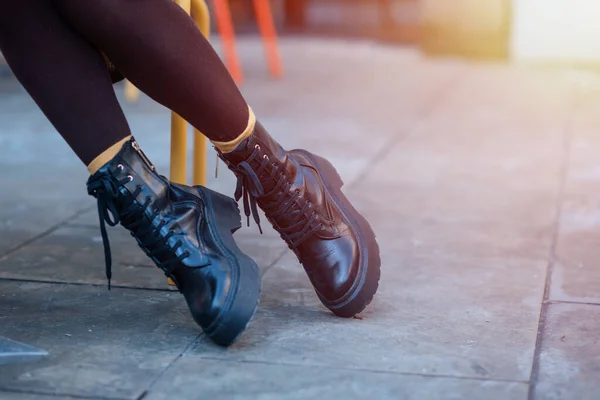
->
[217,122,380,317]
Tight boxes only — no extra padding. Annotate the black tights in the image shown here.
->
[0,0,249,165]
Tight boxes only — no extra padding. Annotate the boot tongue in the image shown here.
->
[220,124,290,195]
[219,140,251,165]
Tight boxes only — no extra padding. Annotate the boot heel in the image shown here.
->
[196,186,242,233]
[195,185,261,346]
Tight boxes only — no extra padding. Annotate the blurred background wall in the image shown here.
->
[2,0,600,68]
[225,0,600,64]
[511,0,600,63]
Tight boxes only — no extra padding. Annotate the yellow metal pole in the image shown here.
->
[170,114,188,185]
[191,0,211,35]
[124,81,140,102]
[175,0,191,12]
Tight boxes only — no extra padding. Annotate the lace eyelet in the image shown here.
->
[254,144,261,150]
[117,164,124,171]
[127,175,134,182]
[263,155,269,160]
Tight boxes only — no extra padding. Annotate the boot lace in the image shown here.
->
[87,167,191,289]
[222,145,324,249]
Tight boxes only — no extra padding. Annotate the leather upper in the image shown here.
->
[87,138,238,328]
[220,124,361,302]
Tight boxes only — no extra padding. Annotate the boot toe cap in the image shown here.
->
[303,236,360,302]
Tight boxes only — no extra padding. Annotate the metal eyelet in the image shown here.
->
[127,175,134,182]
[263,155,269,160]
[117,164,124,171]
[255,144,261,150]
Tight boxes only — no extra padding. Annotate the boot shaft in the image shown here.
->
[217,123,335,243]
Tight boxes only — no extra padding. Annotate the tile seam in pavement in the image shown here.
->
[63,223,100,229]
[0,276,176,292]
[526,93,576,400]
[259,248,291,278]
[346,67,467,192]
[546,299,600,307]
[0,205,94,261]
[0,387,128,400]
[187,356,530,385]
[137,335,204,400]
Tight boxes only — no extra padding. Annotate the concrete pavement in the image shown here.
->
[1,37,600,399]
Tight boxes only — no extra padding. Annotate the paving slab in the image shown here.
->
[189,249,544,381]
[0,393,86,400]
[181,63,576,384]
[551,122,600,303]
[0,223,285,289]
[350,67,572,262]
[0,100,91,256]
[0,280,200,400]
[4,36,599,399]
[531,303,600,400]
[146,357,528,400]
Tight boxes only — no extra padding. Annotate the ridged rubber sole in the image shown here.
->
[294,150,381,318]
[196,187,261,347]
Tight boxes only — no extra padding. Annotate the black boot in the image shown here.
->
[86,137,261,346]
[218,123,381,317]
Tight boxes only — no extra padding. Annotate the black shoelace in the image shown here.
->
[224,145,324,249]
[87,171,190,289]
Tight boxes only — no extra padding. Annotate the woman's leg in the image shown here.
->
[54,0,249,143]
[0,0,130,165]
[54,0,381,318]
[0,0,261,346]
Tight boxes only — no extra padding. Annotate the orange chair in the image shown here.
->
[212,0,283,84]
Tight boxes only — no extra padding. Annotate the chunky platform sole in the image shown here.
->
[293,150,381,318]
[195,187,261,346]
